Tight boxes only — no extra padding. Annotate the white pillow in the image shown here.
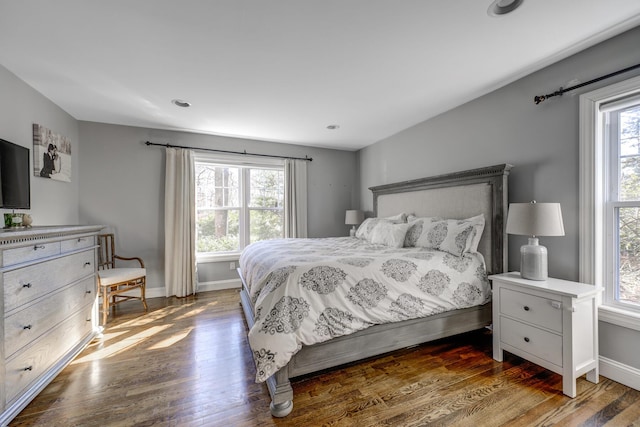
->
[383,213,408,223]
[369,222,412,248]
[355,214,407,240]
[355,218,392,240]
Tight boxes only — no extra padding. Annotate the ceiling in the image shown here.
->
[1,1,640,151]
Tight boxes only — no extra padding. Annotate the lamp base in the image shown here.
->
[520,237,547,281]
[349,226,356,237]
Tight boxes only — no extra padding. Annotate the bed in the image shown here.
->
[238,163,511,417]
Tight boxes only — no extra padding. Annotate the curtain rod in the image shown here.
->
[145,141,312,162]
[534,62,640,105]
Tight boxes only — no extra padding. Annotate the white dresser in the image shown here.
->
[490,272,601,397]
[0,225,102,426]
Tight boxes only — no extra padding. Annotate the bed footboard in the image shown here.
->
[238,271,293,417]
[238,268,492,418]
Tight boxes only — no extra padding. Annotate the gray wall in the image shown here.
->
[357,26,640,369]
[78,121,358,291]
[0,65,80,225]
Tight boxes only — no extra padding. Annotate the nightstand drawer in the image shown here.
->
[500,317,562,367]
[500,288,562,333]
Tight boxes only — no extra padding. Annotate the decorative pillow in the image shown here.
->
[403,216,441,247]
[410,214,485,256]
[369,222,412,248]
[355,218,393,240]
[465,214,485,253]
[438,215,485,256]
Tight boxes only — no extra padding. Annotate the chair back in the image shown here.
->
[97,234,116,270]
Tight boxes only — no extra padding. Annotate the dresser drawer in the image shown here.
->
[4,250,95,312]
[2,241,61,267]
[61,235,95,253]
[5,305,94,404]
[4,276,95,358]
[500,288,562,333]
[500,316,562,367]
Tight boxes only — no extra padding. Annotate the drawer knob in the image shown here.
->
[524,337,530,343]
[23,366,33,371]
[78,238,85,242]
[523,306,530,311]
[86,290,92,294]
[23,325,32,330]
[22,283,32,288]
[33,245,45,250]
[84,262,92,267]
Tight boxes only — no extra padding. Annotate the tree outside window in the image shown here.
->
[195,161,284,255]
[615,104,640,306]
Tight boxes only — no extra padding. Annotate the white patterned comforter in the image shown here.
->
[239,237,491,383]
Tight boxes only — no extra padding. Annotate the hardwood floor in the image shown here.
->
[10,289,640,427]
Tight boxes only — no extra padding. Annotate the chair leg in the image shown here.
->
[141,277,148,311]
[102,287,109,325]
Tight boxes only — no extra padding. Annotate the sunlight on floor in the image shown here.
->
[111,305,186,328]
[173,306,207,320]
[100,329,131,343]
[147,326,194,350]
[72,325,172,363]
[68,296,226,372]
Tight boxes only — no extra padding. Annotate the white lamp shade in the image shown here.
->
[506,202,565,237]
[345,210,364,225]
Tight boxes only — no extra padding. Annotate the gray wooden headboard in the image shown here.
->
[370,164,512,275]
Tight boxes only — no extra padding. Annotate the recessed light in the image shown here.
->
[487,0,524,16]
[172,99,191,108]
[326,125,340,130]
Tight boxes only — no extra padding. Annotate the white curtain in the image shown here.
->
[164,147,197,297]
[284,159,308,238]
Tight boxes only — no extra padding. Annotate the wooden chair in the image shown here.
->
[97,234,148,324]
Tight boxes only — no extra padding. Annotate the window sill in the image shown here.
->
[599,305,640,332]
[196,253,241,264]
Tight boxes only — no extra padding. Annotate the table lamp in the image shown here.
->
[345,210,364,237]
[505,201,565,281]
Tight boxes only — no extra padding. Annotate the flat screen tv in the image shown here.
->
[0,138,31,209]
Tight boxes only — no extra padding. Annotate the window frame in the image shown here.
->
[194,153,284,262]
[580,74,640,331]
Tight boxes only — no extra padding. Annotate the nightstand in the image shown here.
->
[489,272,602,397]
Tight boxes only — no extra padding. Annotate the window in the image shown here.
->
[580,74,640,327]
[607,102,640,309]
[195,157,284,257]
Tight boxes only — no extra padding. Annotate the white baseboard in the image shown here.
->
[197,279,241,292]
[600,356,640,391]
[109,280,241,300]
[145,287,166,298]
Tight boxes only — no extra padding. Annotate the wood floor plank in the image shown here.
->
[9,289,640,426]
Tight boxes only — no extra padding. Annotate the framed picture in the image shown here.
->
[33,124,71,182]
